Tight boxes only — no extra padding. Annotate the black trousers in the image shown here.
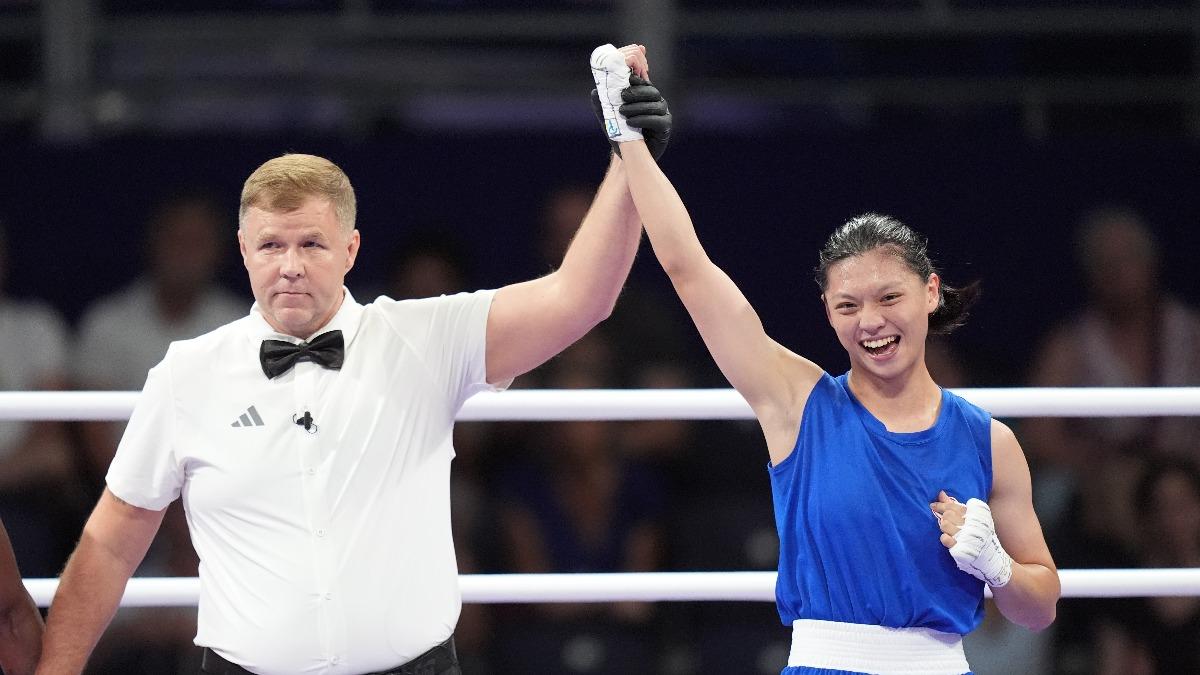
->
[200,637,460,675]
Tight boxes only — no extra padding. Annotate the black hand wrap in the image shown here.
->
[591,75,672,161]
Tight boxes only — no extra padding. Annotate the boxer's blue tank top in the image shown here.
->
[769,372,992,635]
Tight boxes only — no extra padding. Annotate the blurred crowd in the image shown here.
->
[0,188,1196,674]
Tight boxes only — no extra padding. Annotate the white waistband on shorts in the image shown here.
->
[788,619,970,675]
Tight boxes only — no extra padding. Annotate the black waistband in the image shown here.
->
[200,636,458,675]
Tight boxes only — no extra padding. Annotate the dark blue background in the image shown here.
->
[4,129,1198,384]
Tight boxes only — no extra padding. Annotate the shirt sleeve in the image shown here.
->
[105,350,183,511]
[422,289,509,409]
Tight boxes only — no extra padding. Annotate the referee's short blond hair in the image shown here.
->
[239,154,356,232]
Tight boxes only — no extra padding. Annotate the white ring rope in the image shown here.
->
[10,388,1200,607]
[2,387,1200,421]
[21,569,1200,608]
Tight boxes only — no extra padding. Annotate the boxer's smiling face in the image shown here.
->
[823,247,940,383]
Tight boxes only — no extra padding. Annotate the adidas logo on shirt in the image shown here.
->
[231,405,265,428]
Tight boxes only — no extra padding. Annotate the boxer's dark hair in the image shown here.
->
[815,213,980,335]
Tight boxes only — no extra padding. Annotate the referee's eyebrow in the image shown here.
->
[253,227,329,244]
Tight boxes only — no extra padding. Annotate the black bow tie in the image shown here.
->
[259,330,345,379]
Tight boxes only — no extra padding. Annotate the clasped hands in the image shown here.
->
[589,43,672,160]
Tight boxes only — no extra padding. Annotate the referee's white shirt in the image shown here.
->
[106,288,504,675]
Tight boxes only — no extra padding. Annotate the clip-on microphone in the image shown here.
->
[293,410,317,434]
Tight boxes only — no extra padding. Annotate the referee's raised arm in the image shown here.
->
[485,43,667,386]
[484,153,640,385]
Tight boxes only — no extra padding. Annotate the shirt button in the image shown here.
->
[306,468,315,475]
[331,656,340,664]
[316,528,326,537]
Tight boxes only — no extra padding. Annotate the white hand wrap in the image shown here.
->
[590,43,643,144]
[948,498,1014,588]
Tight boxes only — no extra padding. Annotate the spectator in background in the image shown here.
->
[535,183,699,386]
[1125,459,1200,673]
[493,334,666,674]
[1028,207,1200,462]
[536,183,595,275]
[1026,207,1200,551]
[618,360,695,495]
[1041,459,1200,675]
[70,194,242,675]
[73,192,244,480]
[0,223,79,580]
[1025,207,1200,675]
[383,230,472,301]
